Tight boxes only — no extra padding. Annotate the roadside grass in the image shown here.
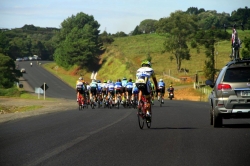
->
[0,105,43,114]
[0,87,55,101]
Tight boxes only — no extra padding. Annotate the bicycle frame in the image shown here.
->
[137,94,151,129]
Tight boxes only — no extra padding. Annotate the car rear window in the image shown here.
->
[223,67,250,82]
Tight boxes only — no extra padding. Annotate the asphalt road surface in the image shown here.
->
[1,61,250,166]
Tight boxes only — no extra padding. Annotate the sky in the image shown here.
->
[0,0,249,34]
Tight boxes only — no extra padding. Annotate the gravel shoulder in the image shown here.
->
[0,97,77,123]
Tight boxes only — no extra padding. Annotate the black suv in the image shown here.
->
[206,59,250,127]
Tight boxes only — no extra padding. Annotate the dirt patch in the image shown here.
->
[174,87,206,101]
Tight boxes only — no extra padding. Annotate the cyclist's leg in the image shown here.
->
[162,88,165,100]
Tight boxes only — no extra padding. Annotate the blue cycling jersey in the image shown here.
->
[115,82,122,88]
[158,82,165,87]
[126,82,133,89]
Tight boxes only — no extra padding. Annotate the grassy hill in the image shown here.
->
[44,30,250,88]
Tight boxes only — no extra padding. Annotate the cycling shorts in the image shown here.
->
[90,87,97,95]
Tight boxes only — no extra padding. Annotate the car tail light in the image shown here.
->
[217,84,232,90]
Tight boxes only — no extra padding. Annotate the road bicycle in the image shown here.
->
[137,95,151,129]
[90,95,96,109]
[133,93,138,109]
[96,92,102,108]
[116,93,122,109]
[77,94,85,110]
[158,89,164,107]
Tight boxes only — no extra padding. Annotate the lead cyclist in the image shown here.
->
[135,60,158,117]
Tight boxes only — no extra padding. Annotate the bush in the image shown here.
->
[0,87,21,97]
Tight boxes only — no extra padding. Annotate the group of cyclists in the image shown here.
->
[75,60,175,118]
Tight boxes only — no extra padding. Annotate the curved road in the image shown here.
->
[0,61,250,166]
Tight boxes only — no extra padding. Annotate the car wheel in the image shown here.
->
[213,109,222,128]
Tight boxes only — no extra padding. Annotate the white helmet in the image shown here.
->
[159,79,163,82]
[79,77,83,80]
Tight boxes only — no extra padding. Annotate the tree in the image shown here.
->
[138,19,157,33]
[99,30,114,44]
[132,26,142,36]
[53,12,101,69]
[159,11,197,71]
[241,37,250,58]
[0,53,22,88]
[195,28,229,81]
[0,32,9,55]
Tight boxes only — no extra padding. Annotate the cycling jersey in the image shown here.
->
[132,83,139,94]
[158,82,165,88]
[107,82,115,91]
[115,82,122,89]
[101,83,107,91]
[90,81,98,88]
[136,66,155,95]
[122,80,128,87]
[76,80,85,90]
[126,82,133,89]
[97,83,102,92]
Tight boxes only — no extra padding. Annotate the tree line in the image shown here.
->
[0,6,250,88]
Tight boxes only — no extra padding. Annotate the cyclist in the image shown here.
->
[96,80,103,105]
[89,79,98,104]
[132,80,139,102]
[121,77,128,103]
[167,85,175,98]
[114,79,122,104]
[157,79,165,103]
[85,82,90,104]
[107,80,115,104]
[101,80,108,99]
[76,77,86,103]
[135,60,157,117]
[125,78,133,103]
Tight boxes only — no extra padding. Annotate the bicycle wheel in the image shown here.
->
[146,113,152,128]
[137,110,144,129]
[117,99,120,109]
[160,95,162,107]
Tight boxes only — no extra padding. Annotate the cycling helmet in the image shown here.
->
[169,85,172,87]
[129,78,132,82]
[97,80,101,83]
[141,60,151,67]
[79,77,83,80]
[123,77,127,80]
[159,79,163,82]
[103,80,107,83]
[92,79,96,82]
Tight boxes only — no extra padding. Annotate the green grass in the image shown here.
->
[0,105,43,113]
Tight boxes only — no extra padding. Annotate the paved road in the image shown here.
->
[0,61,250,166]
[17,61,75,99]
